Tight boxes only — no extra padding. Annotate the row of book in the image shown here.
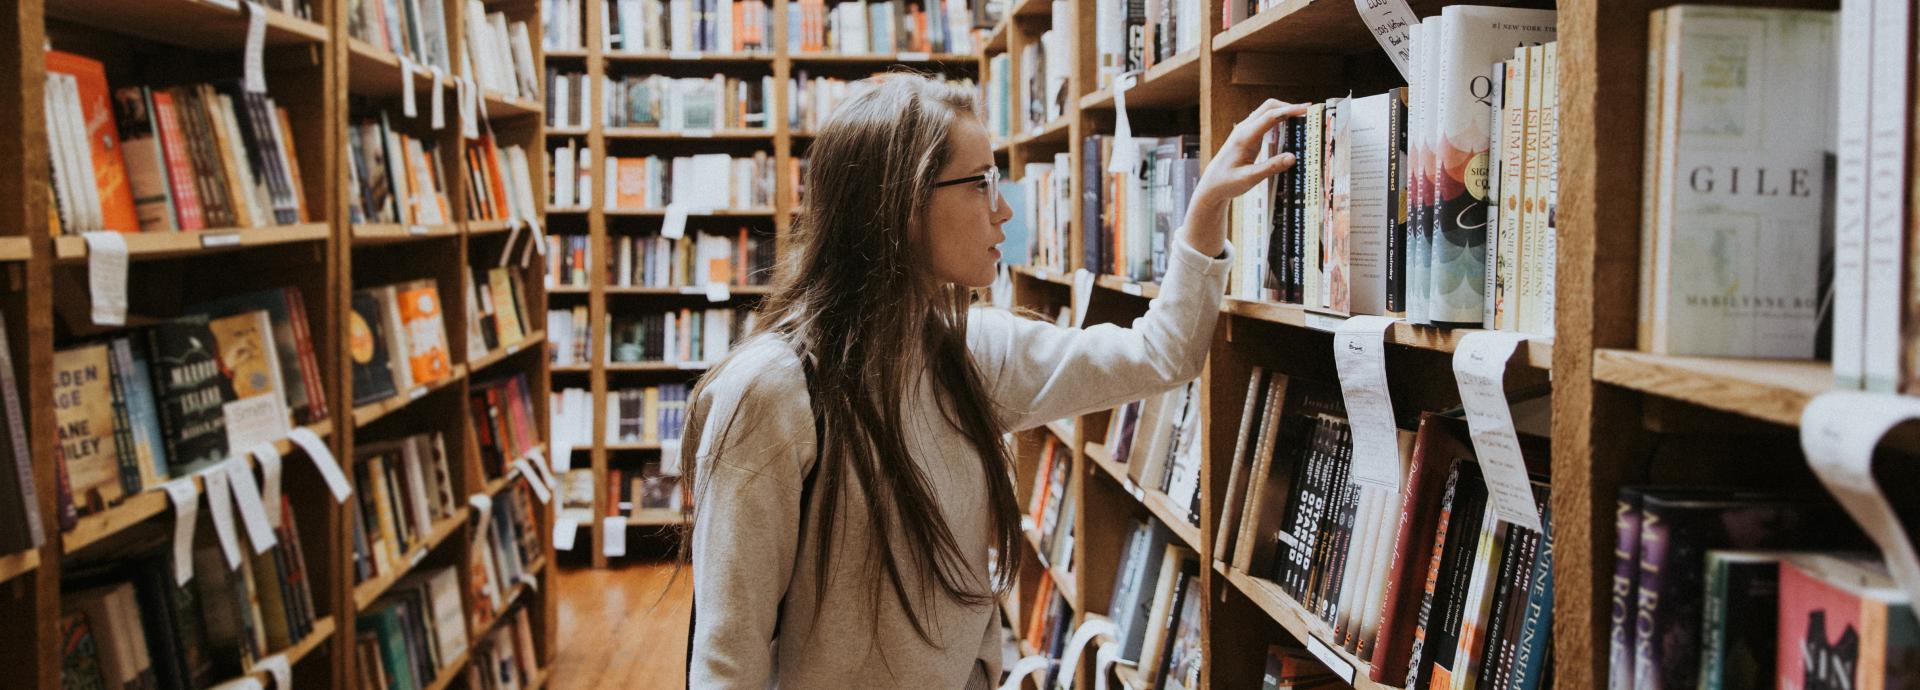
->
[54,288,330,524]
[471,480,543,625]
[1103,378,1204,526]
[350,432,461,587]
[469,374,546,482]
[546,70,594,129]
[547,306,593,366]
[463,604,543,690]
[602,153,779,210]
[349,0,455,72]
[608,307,755,365]
[465,265,539,363]
[1018,572,1074,688]
[349,280,454,407]
[1091,0,1200,90]
[609,460,681,513]
[601,0,776,54]
[1082,135,1200,284]
[788,73,976,133]
[544,0,590,50]
[983,53,1012,140]
[610,229,777,289]
[61,505,320,690]
[461,136,539,226]
[1107,523,1204,690]
[462,1,544,103]
[1025,436,1077,576]
[46,51,310,235]
[348,114,455,227]
[1007,157,1073,274]
[549,141,593,209]
[548,235,594,288]
[1020,5,1071,131]
[605,74,773,130]
[0,313,35,555]
[1602,487,1920,689]
[609,384,692,444]
[1212,369,1554,690]
[787,0,975,55]
[353,566,470,690]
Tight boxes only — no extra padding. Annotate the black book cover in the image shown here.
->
[349,289,399,406]
[1410,462,1489,690]
[145,316,234,476]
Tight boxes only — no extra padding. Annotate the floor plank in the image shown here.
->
[552,560,694,690]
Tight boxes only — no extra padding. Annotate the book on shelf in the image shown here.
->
[46,49,311,234]
[1774,553,1920,689]
[546,235,593,289]
[608,306,756,365]
[463,135,538,226]
[1091,0,1198,90]
[548,139,593,210]
[984,54,1012,140]
[1099,379,1204,525]
[1638,6,1836,359]
[545,70,593,129]
[464,606,542,690]
[607,384,690,444]
[1259,644,1344,689]
[559,468,595,525]
[545,0,587,50]
[1014,158,1071,273]
[610,459,683,513]
[788,72,977,133]
[550,387,592,453]
[462,1,543,102]
[349,280,453,407]
[1083,134,1200,284]
[0,310,40,554]
[1106,520,1171,664]
[602,0,775,53]
[1156,563,1206,690]
[471,481,542,627]
[350,432,459,584]
[547,306,593,366]
[1016,12,1069,131]
[348,114,453,226]
[605,74,772,131]
[349,0,454,72]
[1018,571,1073,686]
[786,0,974,55]
[353,565,471,690]
[468,265,535,360]
[469,373,544,481]
[600,153,777,211]
[609,228,775,288]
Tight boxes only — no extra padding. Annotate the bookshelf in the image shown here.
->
[0,0,558,688]
[550,0,981,567]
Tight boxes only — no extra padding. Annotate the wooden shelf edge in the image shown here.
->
[626,509,687,526]
[0,237,31,262]
[602,127,774,141]
[604,361,711,372]
[1008,264,1072,286]
[601,207,778,218]
[0,548,39,584]
[351,223,459,244]
[421,647,474,690]
[45,0,327,48]
[352,509,470,610]
[55,224,330,263]
[352,365,469,429]
[1592,349,1829,427]
[1223,567,1404,690]
[602,284,776,296]
[468,332,547,374]
[788,51,975,63]
[1221,298,1555,368]
[1083,442,1203,550]
[1078,49,1203,111]
[603,51,774,62]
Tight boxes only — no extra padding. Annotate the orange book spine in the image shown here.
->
[150,92,205,231]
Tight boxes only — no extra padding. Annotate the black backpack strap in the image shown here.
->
[688,354,824,688]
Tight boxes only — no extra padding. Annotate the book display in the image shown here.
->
[0,0,557,687]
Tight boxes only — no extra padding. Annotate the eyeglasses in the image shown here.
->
[931,166,1000,213]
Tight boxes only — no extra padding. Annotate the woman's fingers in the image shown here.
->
[1223,102,1308,161]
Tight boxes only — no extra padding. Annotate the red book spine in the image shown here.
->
[284,288,330,424]
[150,91,204,230]
[1372,417,1470,682]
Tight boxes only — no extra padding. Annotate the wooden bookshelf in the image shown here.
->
[51,223,332,262]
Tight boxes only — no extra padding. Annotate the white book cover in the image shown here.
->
[554,144,576,208]
[1405,17,1440,324]
[1348,91,1396,316]
[1866,0,1910,390]
[1647,7,1834,357]
[1518,43,1549,336]
[1831,0,1872,387]
[1499,47,1532,333]
[576,145,592,208]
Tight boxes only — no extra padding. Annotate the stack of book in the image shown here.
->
[609,307,756,365]
[349,281,455,406]
[352,566,470,690]
[547,235,594,288]
[1083,135,1201,284]
[348,115,455,227]
[466,265,536,361]
[1013,158,1071,273]
[786,0,975,55]
[549,140,592,210]
[1101,378,1204,526]
[983,54,1011,140]
[45,51,311,235]
[544,0,587,50]
[53,289,328,525]
[1020,572,1074,687]
[0,312,35,557]
[464,606,542,690]
[469,374,545,481]
[603,153,778,210]
[788,72,977,132]
[1020,6,1070,131]
[604,74,773,130]
[607,384,691,444]
[350,432,460,585]
[558,470,596,533]
[1091,0,1200,89]
[470,482,542,626]
[1025,436,1077,574]
[462,135,538,225]
[547,306,593,366]
[610,229,775,289]
[602,0,775,53]
[462,1,543,101]
[610,460,682,513]
[349,0,454,71]
[550,387,593,453]
[545,70,592,129]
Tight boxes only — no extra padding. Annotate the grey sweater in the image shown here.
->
[685,238,1232,689]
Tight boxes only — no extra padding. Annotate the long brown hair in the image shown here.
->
[686,73,1021,643]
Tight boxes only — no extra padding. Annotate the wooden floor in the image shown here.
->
[552,560,695,690]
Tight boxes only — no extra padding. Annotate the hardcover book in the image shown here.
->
[53,343,125,516]
[1775,554,1920,689]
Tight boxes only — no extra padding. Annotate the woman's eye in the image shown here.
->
[975,180,993,193]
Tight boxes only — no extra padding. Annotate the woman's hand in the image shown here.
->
[1182,100,1308,256]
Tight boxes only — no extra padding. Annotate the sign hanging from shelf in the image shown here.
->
[1355,0,1418,82]
[1801,391,1920,612]
[1333,315,1401,489]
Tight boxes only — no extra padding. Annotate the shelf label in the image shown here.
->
[1333,315,1401,490]
[1802,392,1920,611]
[660,439,683,476]
[400,57,418,117]
[430,71,446,130]
[1093,642,1121,690]
[251,444,282,528]
[1109,72,1139,174]
[601,516,627,557]
[164,479,200,585]
[289,427,352,503]
[670,50,701,60]
[243,4,268,93]
[202,466,244,570]
[515,459,553,504]
[82,231,128,326]
[223,396,289,457]
[661,204,689,240]
[551,439,574,471]
[1003,656,1050,688]
[1304,312,1346,332]
[1071,268,1095,328]
[898,51,932,61]
[225,457,279,554]
[459,77,480,139]
[1121,282,1142,296]
[255,654,291,690]
[1453,331,1542,532]
[681,128,714,138]
[1305,634,1356,684]
[408,224,428,236]
[410,548,427,566]
[705,281,731,302]
[200,231,241,247]
[1355,0,1418,82]
[410,385,428,400]
[553,514,580,550]
[506,341,523,355]
[468,493,493,514]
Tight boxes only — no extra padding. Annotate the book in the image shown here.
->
[1775,553,1920,689]
[350,289,401,406]
[0,310,41,552]
[395,280,453,386]
[1697,550,1792,690]
[45,50,138,234]
[53,343,127,517]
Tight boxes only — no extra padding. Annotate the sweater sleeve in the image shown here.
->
[685,349,817,688]
[970,236,1233,432]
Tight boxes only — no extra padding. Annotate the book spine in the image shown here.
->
[104,340,141,498]
[0,315,39,549]
[150,92,205,230]
[1608,490,1643,690]
[1508,500,1554,690]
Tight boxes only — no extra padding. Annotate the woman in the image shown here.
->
[681,73,1304,689]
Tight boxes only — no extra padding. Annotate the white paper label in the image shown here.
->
[660,439,683,476]
[1354,0,1417,82]
[223,396,290,456]
[1093,641,1121,690]
[1071,268,1095,328]
[256,654,291,690]
[225,458,279,554]
[164,479,199,585]
[201,232,241,247]
[460,78,480,139]
[288,427,351,502]
[899,51,932,61]
[243,4,268,93]
[670,50,701,60]
[400,57,418,117]
[408,224,427,236]
[525,449,559,489]
[1056,619,1118,686]
[1305,634,1357,684]
[82,232,128,326]
[554,514,580,550]
[1121,282,1142,296]
[252,444,283,528]
[202,468,243,570]
[1108,72,1140,175]
[661,204,689,240]
[1000,656,1051,690]
[551,439,574,472]
[1305,312,1347,332]
[1802,392,1920,613]
[206,677,263,690]
[704,281,731,302]
[1333,315,1401,490]
[515,459,553,504]
[681,129,713,138]
[430,72,446,129]
[516,572,539,591]
[1452,331,1541,531]
[468,493,493,515]
[601,516,627,557]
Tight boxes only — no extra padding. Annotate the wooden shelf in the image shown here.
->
[1079,49,1203,110]
[1083,443,1203,550]
[352,509,470,610]
[1017,116,1073,147]
[526,667,552,690]
[212,616,335,687]
[1221,298,1556,369]
[601,207,778,218]
[604,441,668,451]
[0,237,31,262]
[62,421,334,555]
[1223,567,1401,690]
[1045,419,1076,447]
[1095,274,1160,299]
[603,127,775,141]
[468,332,547,374]
[54,224,330,263]
[626,509,687,526]
[351,223,459,244]
[44,0,327,49]
[0,548,37,585]
[421,647,473,690]
[545,48,589,59]
[1010,264,1073,286]
[605,361,711,372]
[346,39,444,98]
[548,286,590,295]
[984,20,1010,53]
[482,90,544,118]
[551,364,592,374]
[467,219,516,235]
[603,51,774,63]
[1216,0,1457,55]
[1592,349,1830,428]
[547,127,591,137]
[351,365,468,429]
[1009,0,1050,19]
[603,284,777,296]
[788,52,976,64]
